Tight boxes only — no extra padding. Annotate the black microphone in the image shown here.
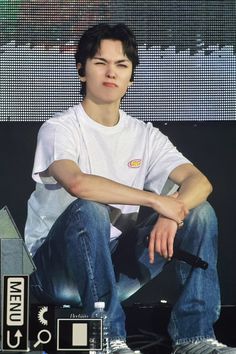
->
[172,248,208,270]
[144,237,208,270]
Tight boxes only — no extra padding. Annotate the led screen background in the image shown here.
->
[0,0,235,121]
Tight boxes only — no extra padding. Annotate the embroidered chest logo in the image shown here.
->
[128,159,142,168]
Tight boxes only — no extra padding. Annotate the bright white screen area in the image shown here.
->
[0,0,235,121]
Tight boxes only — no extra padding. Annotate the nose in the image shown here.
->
[106,64,116,79]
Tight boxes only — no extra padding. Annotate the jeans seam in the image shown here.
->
[80,230,99,303]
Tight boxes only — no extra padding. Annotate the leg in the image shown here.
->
[112,202,220,345]
[30,199,126,339]
[168,201,220,344]
[112,210,168,302]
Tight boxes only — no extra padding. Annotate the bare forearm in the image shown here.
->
[48,159,189,223]
[69,172,155,207]
[177,173,212,209]
[49,160,153,207]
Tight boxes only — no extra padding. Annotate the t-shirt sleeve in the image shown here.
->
[144,125,191,194]
[32,118,80,184]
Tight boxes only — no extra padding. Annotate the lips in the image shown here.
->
[103,82,117,88]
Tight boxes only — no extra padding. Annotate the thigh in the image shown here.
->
[112,209,167,302]
[30,199,110,306]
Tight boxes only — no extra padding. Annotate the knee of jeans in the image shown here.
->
[68,198,110,226]
[187,201,217,230]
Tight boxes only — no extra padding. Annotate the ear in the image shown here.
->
[77,63,86,82]
[80,76,86,82]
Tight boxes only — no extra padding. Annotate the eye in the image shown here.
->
[118,64,128,68]
[95,61,105,65]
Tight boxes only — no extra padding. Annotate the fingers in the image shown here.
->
[156,195,189,225]
[175,205,189,225]
[148,233,155,264]
[169,194,189,219]
[175,202,189,224]
[169,192,188,222]
[148,224,176,263]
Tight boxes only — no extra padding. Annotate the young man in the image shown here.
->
[25,24,236,354]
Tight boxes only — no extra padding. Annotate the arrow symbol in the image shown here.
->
[7,330,22,349]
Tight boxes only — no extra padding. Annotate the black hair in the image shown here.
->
[74,23,140,97]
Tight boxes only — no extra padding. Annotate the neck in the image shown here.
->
[81,98,120,127]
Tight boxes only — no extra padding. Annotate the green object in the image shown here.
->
[0,0,21,21]
[0,0,22,39]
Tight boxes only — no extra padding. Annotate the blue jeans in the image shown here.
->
[30,199,220,344]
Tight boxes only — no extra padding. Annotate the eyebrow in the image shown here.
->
[92,57,130,64]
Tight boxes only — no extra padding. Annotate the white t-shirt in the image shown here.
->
[25,104,190,255]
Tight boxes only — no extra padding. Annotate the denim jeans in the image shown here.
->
[30,199,220,344]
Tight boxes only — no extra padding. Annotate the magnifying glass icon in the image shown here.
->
[33,329,52,348]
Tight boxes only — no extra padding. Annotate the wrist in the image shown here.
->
[143,190,160,209]
[159,215,183,230]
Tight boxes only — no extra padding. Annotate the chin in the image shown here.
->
[98,95,121,105]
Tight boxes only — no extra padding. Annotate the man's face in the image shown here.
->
[79,39,133,105]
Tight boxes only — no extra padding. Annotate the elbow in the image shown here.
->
[67,183,80,198]
[65,174,86,198]
[205,177,213,198]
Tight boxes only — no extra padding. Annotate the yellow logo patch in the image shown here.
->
[128,159,142,168]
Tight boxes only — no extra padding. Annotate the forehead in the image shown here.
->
[94,39,129,60]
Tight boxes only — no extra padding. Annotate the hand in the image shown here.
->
[148,215,178,264]
[153,192,189,224]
